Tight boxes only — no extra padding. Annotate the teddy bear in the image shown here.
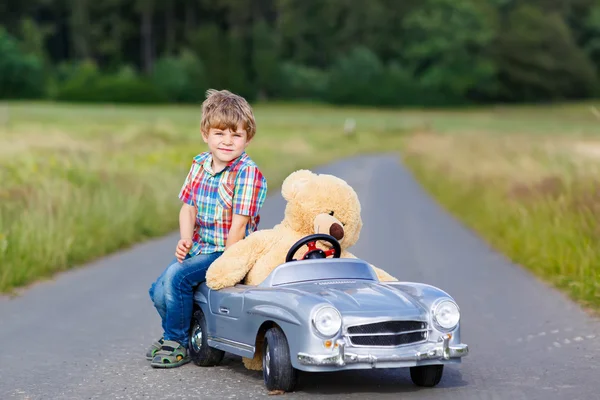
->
[204,169,397,370]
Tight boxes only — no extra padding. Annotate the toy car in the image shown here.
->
[189,233,469,392]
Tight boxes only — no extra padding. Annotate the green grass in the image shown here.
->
[1,100,599,313]
[398,123,600,313]
[0,101,414,293]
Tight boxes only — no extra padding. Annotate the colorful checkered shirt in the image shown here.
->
[178,151,268,255]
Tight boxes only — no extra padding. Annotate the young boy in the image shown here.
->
[147,89,268,368]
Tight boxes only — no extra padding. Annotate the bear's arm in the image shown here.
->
[206,230,272,290]
[340,250,398,282]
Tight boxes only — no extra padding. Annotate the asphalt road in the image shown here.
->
[1,154,599,400]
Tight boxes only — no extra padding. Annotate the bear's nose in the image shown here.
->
[329,223,344,240]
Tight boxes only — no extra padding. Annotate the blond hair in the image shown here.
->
[201,89,256,140]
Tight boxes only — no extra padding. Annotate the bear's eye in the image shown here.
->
[329,211,334,216]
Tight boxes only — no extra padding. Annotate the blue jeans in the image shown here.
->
[149,251,223,347]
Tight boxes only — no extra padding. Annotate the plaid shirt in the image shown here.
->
[178,151,268,255]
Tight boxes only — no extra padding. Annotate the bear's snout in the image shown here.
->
[314,212,346,242]
[329,223,344,240]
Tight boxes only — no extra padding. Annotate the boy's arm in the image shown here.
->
[232,165,268,221]
[180,203,196,240]
[226,214,251,249]
[176,161,199,261]
[175,204,197,262]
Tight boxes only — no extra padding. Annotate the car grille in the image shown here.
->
[346,320,428,347]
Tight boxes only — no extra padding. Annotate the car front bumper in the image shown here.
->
[297,334,468,368]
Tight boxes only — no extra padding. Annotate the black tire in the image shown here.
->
[410,364,444,387]
[262,327,298,392]
[189,309,225,367]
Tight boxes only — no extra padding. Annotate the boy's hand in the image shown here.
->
[175,239,192,263]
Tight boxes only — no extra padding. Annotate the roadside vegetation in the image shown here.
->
[2,100,599,316]
[0,101,410,293]
[398,102,600,312]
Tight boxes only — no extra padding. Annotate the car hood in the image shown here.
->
[283,279,425,315]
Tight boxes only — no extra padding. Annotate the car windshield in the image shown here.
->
[259,258,378,287]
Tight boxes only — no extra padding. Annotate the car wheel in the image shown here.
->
[262,326,298,392]
[410,364,444,387]
[189,309,225,366]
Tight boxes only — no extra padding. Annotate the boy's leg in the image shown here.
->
[149,259,178,326]
[146,258,178,360]
[151,251,223,368]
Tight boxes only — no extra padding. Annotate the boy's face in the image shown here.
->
[202,123,250,170]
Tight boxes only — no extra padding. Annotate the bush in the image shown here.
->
[325,46,386,105]
[376,62,452,107]
[323,46,463,107]
[0,27,45,99]
[151,50,209,103]
[177,50,210,102]
[277,62,328,100]
[150,56,188,101]
[54,61,168,104]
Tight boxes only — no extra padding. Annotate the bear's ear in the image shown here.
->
[281,169,314,201]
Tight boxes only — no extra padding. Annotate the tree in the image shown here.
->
[493,5,599,100]
[252,18,280,99]
[401,0,499,100]
[0,27,45,98]
[582,5,600,74]
[136,0,155,74]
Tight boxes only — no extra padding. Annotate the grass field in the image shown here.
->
[1,100,599,312]
[0,101,412,293]
[400,102,600,313]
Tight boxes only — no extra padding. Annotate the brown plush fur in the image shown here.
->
[205,169,397,370]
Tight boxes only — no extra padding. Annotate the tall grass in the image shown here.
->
[399,131,600,311]
[2,100,599,313]
[0,101,413,293]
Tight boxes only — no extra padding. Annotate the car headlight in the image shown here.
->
[312,306,342,337]
[433,300,460,330]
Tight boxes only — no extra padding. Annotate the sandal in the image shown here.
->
[150,340,191,368]
[145,336,164,361]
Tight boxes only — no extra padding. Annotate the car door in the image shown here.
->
[208,286,247,344]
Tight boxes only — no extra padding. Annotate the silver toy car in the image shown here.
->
[189,234,469,392]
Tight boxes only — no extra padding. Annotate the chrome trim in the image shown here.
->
[344,319,429,348]
[297,335,468,367]
[345,333,429,348]
[208,336,254,353]
[190,323,203,353]
[344,318,427,334]
[347,328,428,337]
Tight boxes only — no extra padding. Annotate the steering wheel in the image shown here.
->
[285,233,342,262]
